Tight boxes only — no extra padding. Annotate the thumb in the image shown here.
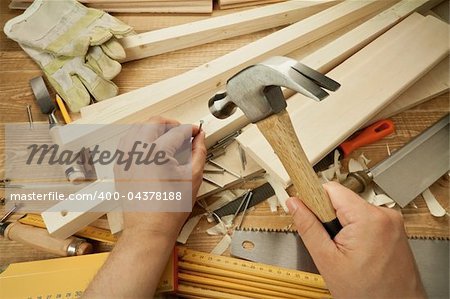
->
[287,197,335,262]
[192,131,206,169]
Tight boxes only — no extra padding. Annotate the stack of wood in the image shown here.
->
[8,0,448,242]
[217,0,284,9]
[9,0,286,13]
[9,0,214,14]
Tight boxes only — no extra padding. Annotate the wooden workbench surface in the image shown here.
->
[0,1,448,269]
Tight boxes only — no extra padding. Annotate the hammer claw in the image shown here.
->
[291,62,341,92]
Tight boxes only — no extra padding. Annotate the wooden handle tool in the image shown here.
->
[208,56,342,237]
[257,110,341,236]
[1,221,92,256]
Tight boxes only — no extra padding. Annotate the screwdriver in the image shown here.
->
[0,205,92,256]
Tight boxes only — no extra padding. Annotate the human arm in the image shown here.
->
[84,117,206,298]
[286,181,426,299]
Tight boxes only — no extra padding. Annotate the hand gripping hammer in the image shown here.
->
[208,56,342,238]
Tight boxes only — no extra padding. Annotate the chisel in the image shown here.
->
[0,207,92,256]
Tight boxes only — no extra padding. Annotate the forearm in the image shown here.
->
[84,229,177,298]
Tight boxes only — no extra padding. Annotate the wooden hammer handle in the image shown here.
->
[4,222,93,256]
[257,109,341,236]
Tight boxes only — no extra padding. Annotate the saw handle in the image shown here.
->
[2,221,93,256]
[257,109,342,238]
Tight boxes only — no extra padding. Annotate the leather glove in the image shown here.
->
[4,0,133,59]
[21,44,119,112]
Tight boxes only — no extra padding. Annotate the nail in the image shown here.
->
[286,197,299,214]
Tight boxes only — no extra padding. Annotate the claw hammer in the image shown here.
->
[208,56,342,237]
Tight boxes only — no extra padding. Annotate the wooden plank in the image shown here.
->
[41,181,119,238]
[195,0,441,150]
[82,0,429,206]
[431,0,449,23]
[53,0,395,149]
[368,56,449,123]
[80,0,341,118]
[218,0,284,9]
[236,14,449,186]
[45,0,394,238]
[120,0,339,62]
[9,0,213,14]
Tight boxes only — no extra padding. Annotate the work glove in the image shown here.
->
[21,44,119,112]
[4,0,133,59]
[4,0,134,112]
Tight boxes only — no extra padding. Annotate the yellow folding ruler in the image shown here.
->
[177,248,330,298]
[19,213,118,244]
[0,251,177,299]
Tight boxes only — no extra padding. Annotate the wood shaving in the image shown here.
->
[177,213,205,244]
[357,154,371,169]
[422,188,447,217]
[348,158,364,172]
[372,194,395,206]
[321,167,336,181]
[318,150,348,183]
[386,201,396,209]
[265,173,289,213]
[210,234,232,255]
[206,221,227,236]
[221,215,235,228]
[267,195,278,213]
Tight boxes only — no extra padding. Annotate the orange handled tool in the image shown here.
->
[340,119,395,156]
[314,119,395,171]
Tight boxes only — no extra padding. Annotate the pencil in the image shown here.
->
[55,94,72,124]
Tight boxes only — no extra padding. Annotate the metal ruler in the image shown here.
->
[19,214,118,244]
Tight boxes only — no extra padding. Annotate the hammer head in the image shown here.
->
[208,56,340,123]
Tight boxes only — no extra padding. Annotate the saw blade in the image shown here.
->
[213,182,275,220]
[409,238,449,299]
[231,230,449,298]
[370,113,449,207]
[230,229,318,274]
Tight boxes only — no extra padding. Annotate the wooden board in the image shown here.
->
[119,0,339,62]
[236,14,449,186]
[1,0,448,269]
[218,0,284,9]
[195,0,440,151]
[9,0,213,14]
[53,0,395,149]
[431,0,449,22]
[44,0,395,238]
[368,56,449,123]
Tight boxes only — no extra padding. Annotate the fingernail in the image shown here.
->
[286,197,299,214]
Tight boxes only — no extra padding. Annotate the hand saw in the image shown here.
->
[231,229,449,298]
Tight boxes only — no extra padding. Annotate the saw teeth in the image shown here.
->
[234,227,296,233]
[409,236,450,241]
